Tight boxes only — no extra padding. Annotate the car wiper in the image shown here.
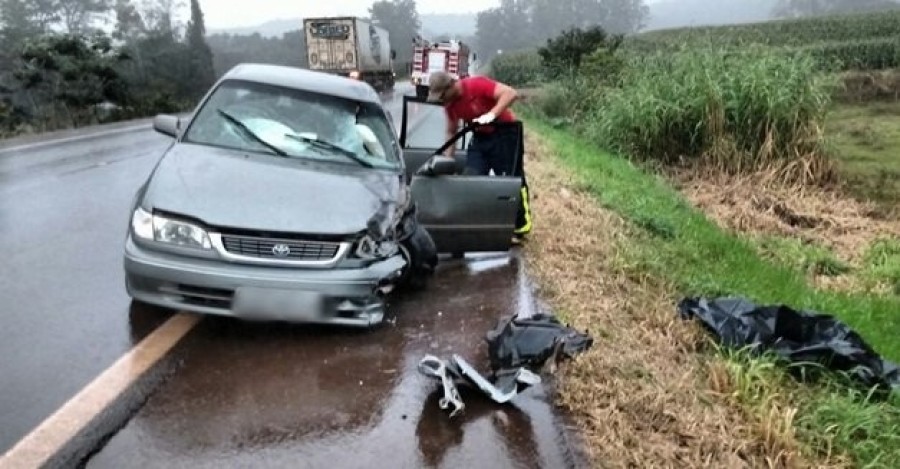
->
[216,109,288,157]
[283,133,374,168]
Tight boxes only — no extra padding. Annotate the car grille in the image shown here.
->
[221,234,342,261]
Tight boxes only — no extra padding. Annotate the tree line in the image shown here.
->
[0,0,216,135]
[3,0,895,137]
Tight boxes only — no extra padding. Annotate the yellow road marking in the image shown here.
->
[0,312,200,468]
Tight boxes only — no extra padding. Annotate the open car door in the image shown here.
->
[398,95,521,254]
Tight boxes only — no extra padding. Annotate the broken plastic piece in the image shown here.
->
[678,297,900,391]
[451,354,541,404]
[485,313,593,373]
[418,355,465,417]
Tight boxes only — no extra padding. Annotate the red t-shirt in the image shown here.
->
[444,76,515,133]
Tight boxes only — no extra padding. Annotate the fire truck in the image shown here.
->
[410,38,475,99]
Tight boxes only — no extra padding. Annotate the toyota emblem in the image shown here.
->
[272,243,291,257]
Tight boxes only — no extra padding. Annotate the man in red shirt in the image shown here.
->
[426,71,532,242]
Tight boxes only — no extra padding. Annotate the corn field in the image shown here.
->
[627,10,900,71]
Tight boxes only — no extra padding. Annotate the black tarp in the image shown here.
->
[485,313,594,373]
[677,297,899,391]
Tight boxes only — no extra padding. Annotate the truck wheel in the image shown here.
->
[398,223,438,291]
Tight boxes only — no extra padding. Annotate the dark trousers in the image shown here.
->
[463,127,533,235]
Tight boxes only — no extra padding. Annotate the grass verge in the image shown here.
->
[522,118,900,467]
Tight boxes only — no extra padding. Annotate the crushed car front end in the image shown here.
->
[122,64,424,328]
[124,206,408,327]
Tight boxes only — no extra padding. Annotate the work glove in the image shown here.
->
[474,112,496,125]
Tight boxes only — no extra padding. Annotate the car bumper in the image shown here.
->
[123,235,406,327]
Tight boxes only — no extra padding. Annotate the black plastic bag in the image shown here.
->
[678,297,899,391]
[485,313,593,372]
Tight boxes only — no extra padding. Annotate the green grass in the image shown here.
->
[861,239,900,295]
[755,236,851,278]
[525,115,900,466]
[825,101,900,212]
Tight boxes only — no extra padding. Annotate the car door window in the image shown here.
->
[401,103,467,153]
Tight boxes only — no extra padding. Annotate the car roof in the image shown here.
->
[219,63,382,105]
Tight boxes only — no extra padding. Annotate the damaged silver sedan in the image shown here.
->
[123,63,522,327]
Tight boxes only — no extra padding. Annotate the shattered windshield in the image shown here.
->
[183,79,400,169]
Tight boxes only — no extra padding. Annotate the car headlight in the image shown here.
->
[131,207,212,250]
[355,234,399,259]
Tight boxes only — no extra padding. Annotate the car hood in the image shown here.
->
[142,143,403,236]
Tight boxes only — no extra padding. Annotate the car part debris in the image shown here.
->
[451,354,541,404]
[419,313,592,418]
[418,355,465,417]
[678,297,900,391]
[417,353,543,416]
[485,313,594,373]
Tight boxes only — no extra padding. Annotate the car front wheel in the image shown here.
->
[397,223,438,291]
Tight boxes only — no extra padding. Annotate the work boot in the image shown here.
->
[511,233,527,245]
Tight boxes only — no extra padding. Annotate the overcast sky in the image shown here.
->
[200,0,501,29]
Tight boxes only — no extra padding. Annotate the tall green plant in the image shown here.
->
[488,51,543,86]
[586,45,839,183]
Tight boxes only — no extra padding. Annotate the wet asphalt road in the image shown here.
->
[1,84,580,467]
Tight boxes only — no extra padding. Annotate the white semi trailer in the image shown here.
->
[303,17,396,91]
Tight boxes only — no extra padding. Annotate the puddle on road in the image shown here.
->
[87,252,583,468]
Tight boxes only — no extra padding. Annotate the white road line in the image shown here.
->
[0,123,154,155]
[0,313,201,468]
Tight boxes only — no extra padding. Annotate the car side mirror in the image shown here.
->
[153,114,179,138]
[472,53,478,61]
[416,155,457,177]
[390,50,397,60]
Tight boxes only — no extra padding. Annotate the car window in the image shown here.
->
[182,79,401,169]
[403,103,467,152]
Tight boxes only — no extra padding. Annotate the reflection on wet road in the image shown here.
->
[1,83,580,467]
[0,127,175,453]
[87,253,575,468]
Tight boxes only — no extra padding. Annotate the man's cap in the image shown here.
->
[427,71,454,103]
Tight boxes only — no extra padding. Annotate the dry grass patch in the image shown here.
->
[521,132,844,468]
[673,172,900,292]
[836,69,900,104]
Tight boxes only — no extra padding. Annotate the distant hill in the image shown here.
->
[644,0,778,31]
[209,18,300,37]
[208,2,786,41]
[208,13,477,38]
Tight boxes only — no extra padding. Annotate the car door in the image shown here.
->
[398,95,521,254]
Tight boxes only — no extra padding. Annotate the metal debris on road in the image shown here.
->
[418,355,466,417]
[418,313,593,417]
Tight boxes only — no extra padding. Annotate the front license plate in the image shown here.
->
[232,287,323,321]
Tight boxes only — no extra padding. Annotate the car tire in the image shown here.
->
[398,223,438,291]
